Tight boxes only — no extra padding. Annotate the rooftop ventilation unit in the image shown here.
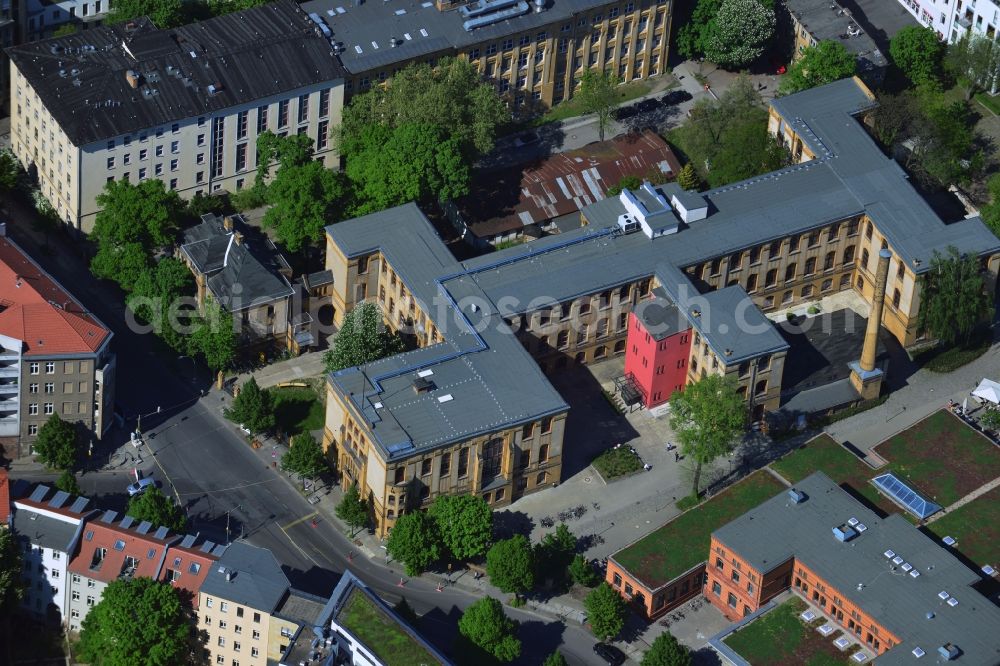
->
[616,213,639,234]
[462,0,530,31]
[788,489,808,504]
[832,524,857,542]
[937,644,961,661]
[412,377,434,394]
[460,0,520,19]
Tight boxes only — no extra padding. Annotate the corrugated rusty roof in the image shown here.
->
[458,130,681,238]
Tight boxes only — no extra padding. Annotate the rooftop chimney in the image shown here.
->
[125,70,140,88]
[222,216,234,231]
[233,232,244,246]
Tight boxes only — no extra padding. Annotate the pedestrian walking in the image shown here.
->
[674,451,679,462]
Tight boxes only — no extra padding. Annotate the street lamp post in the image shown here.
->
[225,504,243,544]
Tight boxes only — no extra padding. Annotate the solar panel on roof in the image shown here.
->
[153,526,169,539]
[180,535,196,549]
[28,485,49,502]
[100,510,118,523]
[119,516,134,529]
[69,497,89,513]
[136,521,152,534]
[49,490,70,508]
[871,473,941,519]
[200,540,216,553]
[212,545,226,556]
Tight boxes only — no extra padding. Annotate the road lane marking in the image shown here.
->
[281,512,318,530]
[174,477,285,497]
[276,521,318,566]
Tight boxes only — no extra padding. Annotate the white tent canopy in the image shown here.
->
[972,379,1000,405]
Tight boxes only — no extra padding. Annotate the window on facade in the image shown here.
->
[297,94,309,123]
[804,257,816,275]
[784,264,796,282]
[458,447,469,477]
[892,288,901,308]
[278,100,289,128]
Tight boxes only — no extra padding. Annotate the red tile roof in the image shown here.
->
[160,543,218,608]
[0,238,109,356]
[0,469,10,525]
[68,518,176,584]
[458,130,682,238]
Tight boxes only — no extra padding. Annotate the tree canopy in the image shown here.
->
[105,0,188,28]
[577,69,619,142]
[890,26,945,86]
[0,529,25,616]
[282,433,328,479]
[386,511,441,576]
[672,77,786,189]
[676,163,702,192]
[335,482,368,536]
[780,41,857,94]
[55,470,82,495]
[188,300,237,372]
[584,582,628,640]
[457,597,521,663]
[78,578,192,666]
[324,302,406,373]
[126,486,187,533]
[225,377,275,435]
[428,494,493,561]
[918,246,991,347]
[980,173,1000,237]
[946,32,1000,98]
[33,413,80,471]
[341,57,507,159]
[542,651,569,666]
[703,0,775,69]
[568,554,601,587]
[668,374,744,497]
[676,0,723,60]
[0,149,19,193]
[345,123,469,215]
[486,535,536,597]
[642,632,692,666]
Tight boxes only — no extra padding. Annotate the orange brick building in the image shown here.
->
[706,472,1000,662]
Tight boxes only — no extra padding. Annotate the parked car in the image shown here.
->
[126,477,155,497]
[593,643,627,665]
[662,89,693,105]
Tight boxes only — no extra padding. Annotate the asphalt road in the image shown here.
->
[4,206,609,665]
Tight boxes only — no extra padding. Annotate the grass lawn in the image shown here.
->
[926,484,1000,568]
[338,589,438,666]
[272,386,325,437]
[770,435,896,517]
[612,471,785,588]
[724,597,848,666]
[873,409,1000,508]
[912,331,991,373]
[975,91,1000,116]
[592,447,644,480]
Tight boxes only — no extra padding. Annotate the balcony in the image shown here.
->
[0,363,19,378]
[0,380,18,394]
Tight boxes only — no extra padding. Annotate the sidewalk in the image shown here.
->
[232,350,327,390]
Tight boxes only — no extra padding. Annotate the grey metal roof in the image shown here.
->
[199,541,289,613]
[636,287,691,341]
[783,0,888,71]
[6,0,345,146]
[325,78,1000,458]
[11,507,80,552]
[180,213,294,311]
[301,0,610,75]
[713,472,1000,666]
[274,588,328,625]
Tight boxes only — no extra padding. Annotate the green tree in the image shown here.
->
[127,258,196,353]
[185,191,229,220]
[346,123,469,215]
[429,494,493,561]
[33,413,80,470]
[536,523,577,582]
[577,69,619,142]
[105,0,188,28]
[890,25,944,86]
[568,554,601,587]
[780,41,857,94]
[281,433,328,481]
[78,578,192,666]
[189,300,237,372]
[341,57,508,159]
[486,535,535,597]
[0,149,20,192]
[386,511,441,576]
[904,90,977,188]
[335,482,368,537]
[457,597,521,663]
[542,651,569,666]
[703,0,775,69]
[90,242,151,294]
[584,582,628,640]
[224,377,275,434]
[676,163,702,191]
[52,23,79,37]
[918,246,991,347]
[642,632,692,666]
[675,0,724,59]
[55,470,82,495]
[0,528,25,614]
[255,132,316,187]
[980,410,1000,431]
[980,173,1000,237]
[946,32,1000,99]
[264,160,347,252]
[606,175,642,196]
[668,374,744,497]
[126,486,187,533]
[324,302,406,372]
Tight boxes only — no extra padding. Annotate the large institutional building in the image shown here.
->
[6,0,345,231]
[321,77,1000,536]
[301,0,673,111]
[708,472,1000,663]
